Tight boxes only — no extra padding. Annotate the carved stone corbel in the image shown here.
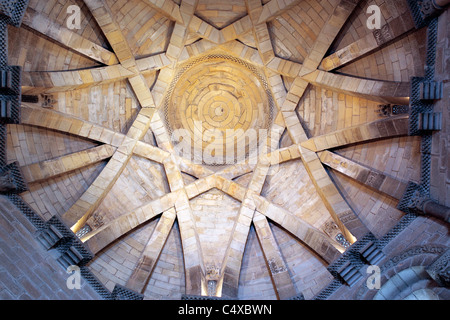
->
[418,0,450,19]
[427,249,450,287]
[407,189,450,223]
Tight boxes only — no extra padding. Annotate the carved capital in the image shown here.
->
[112,284,144,300]
[0,162,27,193]
[427,249,450,287]
[418,0,449,19]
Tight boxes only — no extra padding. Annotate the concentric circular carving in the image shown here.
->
[163,54,275,165]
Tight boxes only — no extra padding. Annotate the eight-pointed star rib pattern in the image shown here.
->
[14,0,425,299]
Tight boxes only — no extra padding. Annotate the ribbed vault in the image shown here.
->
[4,0,448,300]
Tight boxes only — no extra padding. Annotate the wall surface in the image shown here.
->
[0,0,448,300]
[0,195,100,299]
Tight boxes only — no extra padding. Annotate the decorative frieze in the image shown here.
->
[0,0,29,27]
[377,105,410,117]
[111,284,144,301]
[420,81,443,100]
[287,294,305,300]
[181,294,228,300]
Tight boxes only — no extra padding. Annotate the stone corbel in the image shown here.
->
[111,284,144,300]
[419,0,450,19]
[0,162,27,193]
[427,248,450,287]
[401,182,450,223]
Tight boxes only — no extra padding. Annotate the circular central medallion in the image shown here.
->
[163,54,274,166]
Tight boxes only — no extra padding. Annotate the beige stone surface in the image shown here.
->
[6,0,445,301]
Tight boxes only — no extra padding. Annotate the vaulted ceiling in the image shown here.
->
[6,0,440,299]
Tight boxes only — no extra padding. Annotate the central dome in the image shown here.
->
[163,54,275,166]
